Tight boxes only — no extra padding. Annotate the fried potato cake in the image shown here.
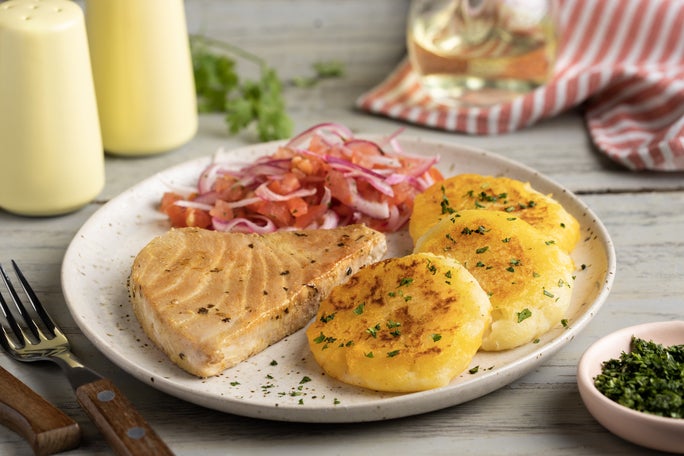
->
[409,174,580,253]
[414,210,575,351]
[306,252,491,392]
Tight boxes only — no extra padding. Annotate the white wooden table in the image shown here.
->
[1,1,683,454]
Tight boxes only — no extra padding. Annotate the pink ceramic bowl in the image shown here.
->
[577,321,684,454]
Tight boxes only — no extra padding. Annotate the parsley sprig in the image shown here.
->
[190,35,293,141]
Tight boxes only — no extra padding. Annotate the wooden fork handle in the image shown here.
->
[0,365,81,455]
[75,378,174,456]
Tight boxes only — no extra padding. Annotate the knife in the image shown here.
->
[0,364,81,455]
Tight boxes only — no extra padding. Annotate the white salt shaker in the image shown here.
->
[84,0,198,156]
[0,0,104,216]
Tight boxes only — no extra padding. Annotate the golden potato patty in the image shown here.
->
[409,174,580,253]
[414,210,575,351]
[306,252,491,392]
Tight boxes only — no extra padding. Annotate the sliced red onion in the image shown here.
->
[320,186,332,207]
[254,182,318,201]
[285,122,353,149]
[325,157,394,196]
[197,163,225,194]
[341,139,384,155]
[224,196,264,209]
[317,210,340,229]
[347,181,390,219]
[383,205,410,232]
[212,215,276,234]
[173,200,214,211]
[192,191,220,206]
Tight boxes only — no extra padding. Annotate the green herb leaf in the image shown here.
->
[190,35,293,141]
[516,308,532,323]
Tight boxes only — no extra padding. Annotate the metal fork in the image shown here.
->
[0,260,174,456]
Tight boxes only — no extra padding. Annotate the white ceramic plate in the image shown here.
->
[61,136,616,423]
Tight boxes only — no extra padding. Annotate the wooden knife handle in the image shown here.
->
[75,378,174,456]
[0,365,81,455]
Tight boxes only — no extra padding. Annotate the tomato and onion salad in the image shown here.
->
[160,123,443,233]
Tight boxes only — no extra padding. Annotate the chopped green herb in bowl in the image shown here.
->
[594,336,683,419]
[577,321,684,453]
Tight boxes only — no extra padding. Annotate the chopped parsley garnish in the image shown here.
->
[440,185,455,214]
[366,324,381,338]
[399,277,414,287]
[594,337,684,418]
[517,308,532,322]
[320,312,335,323]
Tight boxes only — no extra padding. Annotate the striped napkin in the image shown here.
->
[356,0,684,171]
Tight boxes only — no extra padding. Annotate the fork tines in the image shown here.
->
[0,261,57,347]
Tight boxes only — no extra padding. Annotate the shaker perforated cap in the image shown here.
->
[0,0,83,32]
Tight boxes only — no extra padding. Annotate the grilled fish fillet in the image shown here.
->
[129,225,387,377]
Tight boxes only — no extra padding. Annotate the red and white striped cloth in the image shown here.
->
[356,0,684,171]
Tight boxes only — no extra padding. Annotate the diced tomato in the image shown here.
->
[213,174,244,201]
[160,192,183,213]
[160,192,213,228]
[286,197,309,218]
[325,170,353,206]
[356,179,383,203]
[184,208,212,228]
[307,134,329,154]
[291,155,325,176]
[268,172,301,195]
[160,192,188,227]
[209,199,234,222]
[293,203,328,228]
[387,181,415,207]
[249,200,293,227]
[345,140,384,169]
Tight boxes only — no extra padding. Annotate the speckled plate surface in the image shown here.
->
[61,136,616,423]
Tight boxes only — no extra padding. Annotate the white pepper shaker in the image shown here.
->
[85,0,198,156]
[0,0,104,216]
